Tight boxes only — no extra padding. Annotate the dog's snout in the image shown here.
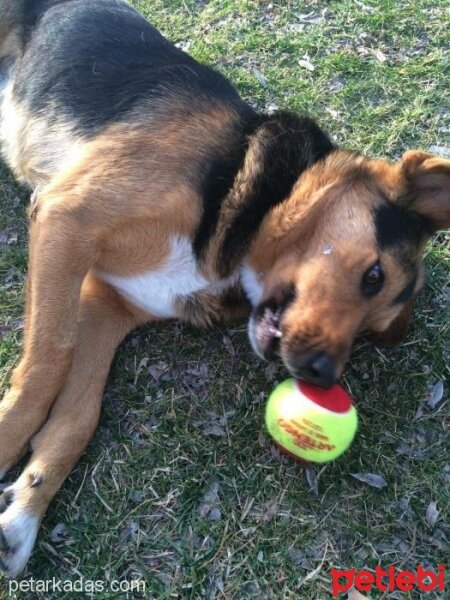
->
[292,351,336,389]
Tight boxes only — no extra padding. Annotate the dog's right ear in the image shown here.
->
[401,150,450,232]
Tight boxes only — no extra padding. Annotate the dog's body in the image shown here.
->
[0,0,448,577]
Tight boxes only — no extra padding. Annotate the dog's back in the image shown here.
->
[0,0,253,186]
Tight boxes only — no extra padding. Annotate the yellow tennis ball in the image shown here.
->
[265,378,357,463]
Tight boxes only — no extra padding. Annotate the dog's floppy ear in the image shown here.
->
[401,150,450,231]
[366,300,413,347]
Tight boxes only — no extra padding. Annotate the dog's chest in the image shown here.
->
[101,236,230,318]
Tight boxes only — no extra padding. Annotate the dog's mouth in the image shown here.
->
[248,286,297,362]
[248,304,284,361]
[248,302,338,389]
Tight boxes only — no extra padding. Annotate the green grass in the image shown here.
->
[1,0,449,598]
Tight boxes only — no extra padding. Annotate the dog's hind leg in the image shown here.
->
[0,273,141,577]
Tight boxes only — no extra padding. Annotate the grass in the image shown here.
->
[0,0,449,598]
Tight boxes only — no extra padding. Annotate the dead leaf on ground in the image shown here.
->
[50,523,71,544]
[305,467,319,496]
[260,497,279,522]
[208,507,222,521]
[325,107,342,120]
[426,501,439,527]
[198,481,221,519]
[428,145,450,158]
[264,362,278,380]
[253,68,268,88]
[350,472,387,489]
[348,588,368,599]
[328,78,345,92]
[288,546,313,570]
[147,360,168,383]
[222,334,236,357]
[298,58,315,72]
[201,423,226,437]
[372,48,387,63]
[428,380,444,409]
[0,231,18,245]
[119,520,139,544]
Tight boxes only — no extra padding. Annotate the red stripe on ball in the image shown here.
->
[296,380,353,413]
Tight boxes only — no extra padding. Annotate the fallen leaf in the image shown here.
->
[415,403,425,419]
[430,527,450,550]
[353,0,374,13]
[260,498,278,522]
[253,68,268,88]
[0,232,18,245]
[198,481,220,517]
[426,501,439,527]
[298,58,315,72]
[350,473,387,489]
[133,356,149,385]
[297,11,323,24]
[208,507,222,522]
[428,380,444,409]
[288,546,313,570]
[286,23,305,33]
[50,523,70,544]
[147,361,168,382]
[305,467,319,496]
[203,482,220,504]
[348,588,368,599]
[119,520,139,544]
[328,78,345,92]
[325,107,341,120]
[264,362,278,380]
[428,145,450,158]
[202,423,226,437]
[222,334,236,357]
[373,48,387,63]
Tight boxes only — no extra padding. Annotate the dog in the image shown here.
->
[0,0,448,577]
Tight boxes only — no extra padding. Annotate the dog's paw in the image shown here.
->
[0,486,39,577]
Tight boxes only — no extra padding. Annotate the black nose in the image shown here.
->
[294,351,336,389]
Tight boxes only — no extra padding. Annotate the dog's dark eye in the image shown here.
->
[362,261,384,297]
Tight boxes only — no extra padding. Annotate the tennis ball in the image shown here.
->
[265,378,357,463]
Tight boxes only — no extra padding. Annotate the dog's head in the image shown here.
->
[246,149,450,387]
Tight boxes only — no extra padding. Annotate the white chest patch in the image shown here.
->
[101,237,211,318]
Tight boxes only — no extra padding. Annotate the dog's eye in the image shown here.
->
[362,261,384,297]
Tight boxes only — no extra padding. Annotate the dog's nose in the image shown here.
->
[294,351,336,389]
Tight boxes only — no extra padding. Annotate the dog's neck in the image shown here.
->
[201,111,335,281]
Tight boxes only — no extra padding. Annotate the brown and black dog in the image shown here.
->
[0,0,448,577]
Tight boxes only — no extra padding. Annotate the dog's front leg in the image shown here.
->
[0,274,140,577]
[0,197,95,478]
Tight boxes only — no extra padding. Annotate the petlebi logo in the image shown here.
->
[331,564,446,597]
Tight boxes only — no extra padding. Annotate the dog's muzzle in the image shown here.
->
[248,307,337,388]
